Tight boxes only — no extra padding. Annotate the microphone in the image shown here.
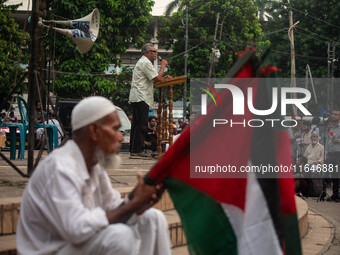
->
[158,56,170,70]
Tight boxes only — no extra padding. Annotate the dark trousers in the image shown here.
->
[328,152,340,198]
[130,101,149,153]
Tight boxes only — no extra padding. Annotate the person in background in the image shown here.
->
[172,121,177,135]
[288,124,300,164]
[9,111,17,123]
[326,109,340,202]
[294,155,308,197]
[177,119,183,129]
[303,131,324,165]
[34,100,46,124]
[299,121,312,155]
[0,112,6,121]
[36,110,64,149]
[311,116,320,136]
[128,43,171,158]
[144,116,158,156]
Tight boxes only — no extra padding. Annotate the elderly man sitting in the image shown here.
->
[16,96,171,255]
[303,131,324,166]
[295,132,325,198]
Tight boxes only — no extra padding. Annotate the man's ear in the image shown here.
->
[88,123,100,142]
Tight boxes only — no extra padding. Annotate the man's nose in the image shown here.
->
[118,132,124,142]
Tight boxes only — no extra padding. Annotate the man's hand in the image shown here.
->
[154,60,171,83]
[106,174,164,223]
[164,75,172,79]
[160,59,168,66]
[332,136,338,144]
[145,141,151,146]
[132,173,164,215]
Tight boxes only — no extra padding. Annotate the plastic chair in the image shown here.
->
[17,96,59,152]
[0,119,26,160]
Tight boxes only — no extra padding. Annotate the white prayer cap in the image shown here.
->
[71,96,116,131]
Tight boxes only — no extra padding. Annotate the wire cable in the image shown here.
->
[284,5,340,32]
[296,26,334,42]
[263,28,289,36]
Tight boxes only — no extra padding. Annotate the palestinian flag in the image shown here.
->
[145,49,302,255]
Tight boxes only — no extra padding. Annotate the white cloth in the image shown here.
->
[55,209,171,255]
[71,96,116,131]
[129,56,158,107]
[303,142,324,165]
[302,130,312,146]
[16,140,171,255]
[36,118,64,146]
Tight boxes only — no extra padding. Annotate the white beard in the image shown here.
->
[94,147,121,170]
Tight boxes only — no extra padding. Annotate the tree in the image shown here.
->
[158,0,268,101]
[110,67,133,115]
[0,0,29,111]
[261,0,340,113]
[165,0,188,17]
[253,0,273,24]
[45,0,154,101]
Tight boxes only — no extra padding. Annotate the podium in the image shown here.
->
[155,75,187,153]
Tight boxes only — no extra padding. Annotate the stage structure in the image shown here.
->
[155,75,187,153]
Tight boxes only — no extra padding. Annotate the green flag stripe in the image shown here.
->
[283,214,302,255]
[165,177,237,255]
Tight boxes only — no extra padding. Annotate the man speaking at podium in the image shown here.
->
[129,43,171,158]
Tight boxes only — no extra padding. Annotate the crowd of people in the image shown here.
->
[0,110,18,123]
[290,109,340,202]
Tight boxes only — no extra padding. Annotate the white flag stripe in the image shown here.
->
[221,172,282,255]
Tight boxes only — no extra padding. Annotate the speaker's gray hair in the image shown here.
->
[141,43,154,54]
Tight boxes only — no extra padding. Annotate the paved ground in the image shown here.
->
[304,192,340,255]
[0,150,154,198]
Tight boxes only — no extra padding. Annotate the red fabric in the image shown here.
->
[148,49,297,214]
[149,62,256,211]
[275,131,297,214]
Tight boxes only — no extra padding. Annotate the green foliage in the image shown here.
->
[110,67,133,115]
[258,0,340,113]
[262,0,339,78]
[165,0,188,16]
[158,0,266,101]
[47,0,154,100]
[0,0,29,110]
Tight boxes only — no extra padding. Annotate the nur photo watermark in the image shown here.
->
[189,78,340,179]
